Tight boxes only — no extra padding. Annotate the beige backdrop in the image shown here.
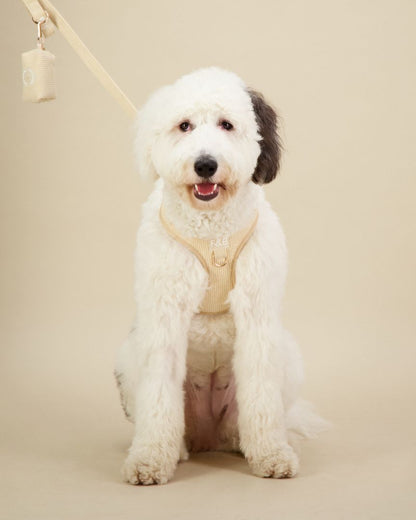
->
[1,1,415,519]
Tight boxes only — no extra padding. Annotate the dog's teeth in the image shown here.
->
[195,183,218,195]
[193,183,220,200]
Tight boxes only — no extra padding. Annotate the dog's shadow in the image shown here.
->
[175,450,252,481]
[88,440,251,484]
[112,438,331,484]
[90,430,334,484]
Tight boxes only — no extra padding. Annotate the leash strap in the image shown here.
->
[20,0,137,118]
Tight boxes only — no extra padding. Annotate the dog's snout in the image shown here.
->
[194,155,218,178]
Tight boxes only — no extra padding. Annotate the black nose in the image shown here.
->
[194,155,218,178]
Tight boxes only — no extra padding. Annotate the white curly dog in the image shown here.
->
[115,67,326,485]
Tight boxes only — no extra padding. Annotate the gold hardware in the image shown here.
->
[211,248,229,267]
[32,11,49,50]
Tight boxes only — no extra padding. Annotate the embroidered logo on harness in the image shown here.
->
[210,236,229,250]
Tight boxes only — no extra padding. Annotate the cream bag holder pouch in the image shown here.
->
[22,11,56,103]
[22,48,56,102]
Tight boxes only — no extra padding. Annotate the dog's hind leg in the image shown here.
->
[114,332,137,423]
[114,369,134,423]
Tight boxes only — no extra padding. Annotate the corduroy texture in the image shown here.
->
[21,48,56,102]
[160,208,258,314]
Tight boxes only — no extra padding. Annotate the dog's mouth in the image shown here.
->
[193,182,222,201]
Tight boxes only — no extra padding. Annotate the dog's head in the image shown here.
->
[135,67,281,209]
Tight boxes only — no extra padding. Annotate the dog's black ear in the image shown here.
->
[248,89,281,184]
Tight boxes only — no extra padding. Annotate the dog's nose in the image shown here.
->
[194,155,218,178]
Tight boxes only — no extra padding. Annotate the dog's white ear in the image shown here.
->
[133,86,170,181]
[248,89,282,184]
[133,111,158,181]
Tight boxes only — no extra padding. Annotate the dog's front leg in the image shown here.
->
[122,257,205,485]
[230,249,299,478]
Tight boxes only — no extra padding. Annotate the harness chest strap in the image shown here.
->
[159,207,259,314]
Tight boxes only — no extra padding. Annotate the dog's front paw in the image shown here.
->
[247,443,299,479]
[122,446,178,485]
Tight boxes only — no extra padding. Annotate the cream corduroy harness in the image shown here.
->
[160,208,258,314]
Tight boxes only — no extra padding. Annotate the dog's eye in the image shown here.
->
[179,121,191,132]
[220,120,234,131]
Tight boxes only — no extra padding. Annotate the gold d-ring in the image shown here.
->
[32,11,49,25]
[211,249,228,267]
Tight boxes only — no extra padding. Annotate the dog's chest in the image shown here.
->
[187,312,235,374]
[160,207,258,314]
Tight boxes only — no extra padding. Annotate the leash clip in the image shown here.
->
[32,11,49,50]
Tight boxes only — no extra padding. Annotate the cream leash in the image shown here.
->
[20,0,137,118]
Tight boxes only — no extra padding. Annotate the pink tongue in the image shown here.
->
[197,183,216,195]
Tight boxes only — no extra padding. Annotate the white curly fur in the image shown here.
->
[115,67,327,485]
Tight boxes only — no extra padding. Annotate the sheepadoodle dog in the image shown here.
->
[115,67,326,485]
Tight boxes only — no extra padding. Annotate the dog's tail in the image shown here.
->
[286,399,331,450]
